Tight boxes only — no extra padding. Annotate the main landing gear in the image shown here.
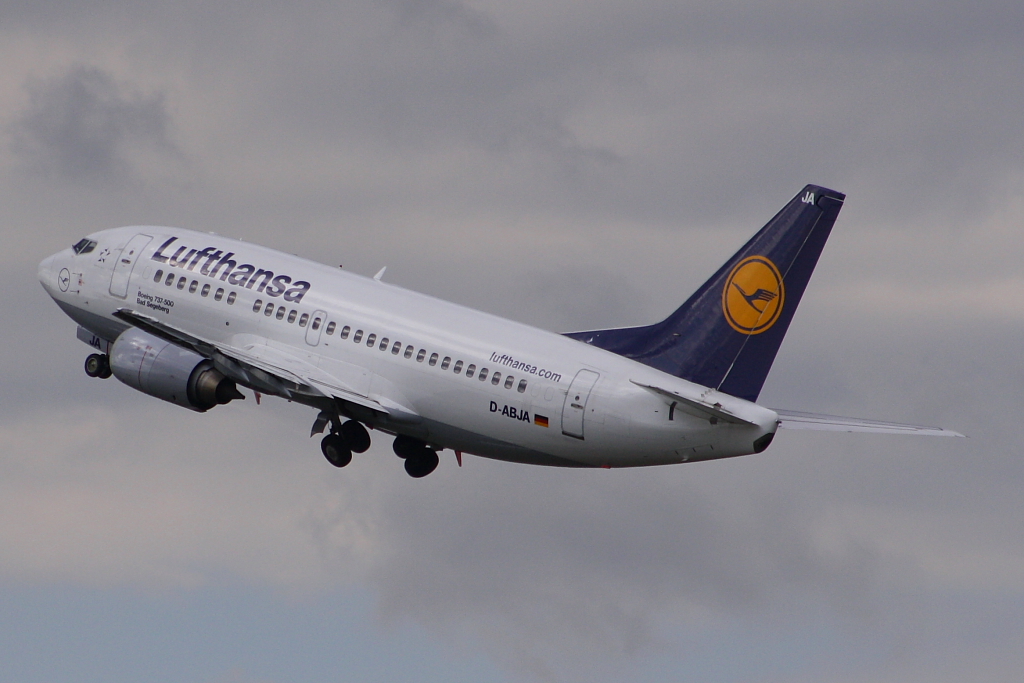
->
[320,419,371,468]
[392,435,439,478]
[84,353,112,379]
[312,413,440,478]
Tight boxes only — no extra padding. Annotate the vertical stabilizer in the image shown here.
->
[565,185,845,402]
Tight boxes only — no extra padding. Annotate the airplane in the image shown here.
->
[37,185,962,478]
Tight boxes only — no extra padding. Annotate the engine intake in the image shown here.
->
[110,327,244,412]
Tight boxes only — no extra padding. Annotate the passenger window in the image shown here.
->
[189,280,198,294]
[288,310,297,323]
[416,349,426,362]
[165,273,175,286]
[491,372,501,385]
[440,356,451,370]
[353,329,363,343]
[504,375,514,390]
[299,313,309,327]
[214,288,224,301]
[264,303,274,316]
[453,360,463,374]
[311,317,321,331]
[404,345,414,359]
[176,276,186,290]
[154,270,163,283]
[201,284,211,297]
[517,379,527,393]
[226,292,236,304]
[429,353,438,366]
[392,341,401,355]
[325,322,336,335]
[465,364,475,378]
[379,337,389,351]
[366,333,376,347]
[276,307,286,320]
[478,368,488,381]
[340,326,350,339]
[253,299,263,313]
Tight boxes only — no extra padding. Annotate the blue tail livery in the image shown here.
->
[564,185,845,402]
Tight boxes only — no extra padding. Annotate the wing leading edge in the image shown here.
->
[112,308,391,416]
[774,410,964,437]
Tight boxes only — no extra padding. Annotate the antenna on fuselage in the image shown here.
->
[373,266,387,282]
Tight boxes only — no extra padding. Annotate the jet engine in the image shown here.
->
[109,327,244,412]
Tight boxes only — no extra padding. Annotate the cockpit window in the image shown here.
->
[72,239,97,255]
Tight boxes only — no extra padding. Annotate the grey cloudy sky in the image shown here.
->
[2,1,1023,681]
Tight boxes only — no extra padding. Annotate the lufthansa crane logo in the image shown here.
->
[722,256,785,335]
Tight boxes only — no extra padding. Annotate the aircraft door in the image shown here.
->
[561,369,600,439]
[109,234,152,299]
[305,310,327,346]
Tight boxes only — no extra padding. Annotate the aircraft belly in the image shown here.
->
[54,299,129,344]
[388,377,588,467]
[422,417,591,468]
[404,383,668,468]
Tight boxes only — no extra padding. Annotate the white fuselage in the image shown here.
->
[39,226,779,468]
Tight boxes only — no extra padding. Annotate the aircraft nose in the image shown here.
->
[38,254,58,293]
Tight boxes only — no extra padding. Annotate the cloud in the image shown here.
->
[0,402,383,590]
[2,2,1024,682]
[10,65,179,186]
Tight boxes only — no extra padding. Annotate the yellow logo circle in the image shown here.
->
[722,256,785,335]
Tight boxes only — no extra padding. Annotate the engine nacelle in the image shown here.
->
[109,327,244,412]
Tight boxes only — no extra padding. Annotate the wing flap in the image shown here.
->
[774,410,964,437]
[235,343,387,414]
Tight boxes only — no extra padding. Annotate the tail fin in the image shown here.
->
[564,185,845,402]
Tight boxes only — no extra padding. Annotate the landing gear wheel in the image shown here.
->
[404,449,439,478]
[85,354,111,379]
[321,434,352,468]
[392,435,422,459]
[340,420,371,453]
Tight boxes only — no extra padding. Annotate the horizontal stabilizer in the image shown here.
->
[631,380,758,426]
[774,410,964,437]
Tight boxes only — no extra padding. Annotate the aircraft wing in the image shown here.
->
[773,409,964,437]
[113,308,389,415]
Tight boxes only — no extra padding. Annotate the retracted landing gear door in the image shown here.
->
[109,234,152,299]
[561,369,600,439]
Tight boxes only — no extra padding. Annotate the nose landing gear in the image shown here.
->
[84,353,112,379]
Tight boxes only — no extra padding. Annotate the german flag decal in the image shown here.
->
[534,414,549,428]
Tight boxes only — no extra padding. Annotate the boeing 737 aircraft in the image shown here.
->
[38,185,962,478]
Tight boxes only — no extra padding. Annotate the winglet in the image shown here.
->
[373,266,387,281]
